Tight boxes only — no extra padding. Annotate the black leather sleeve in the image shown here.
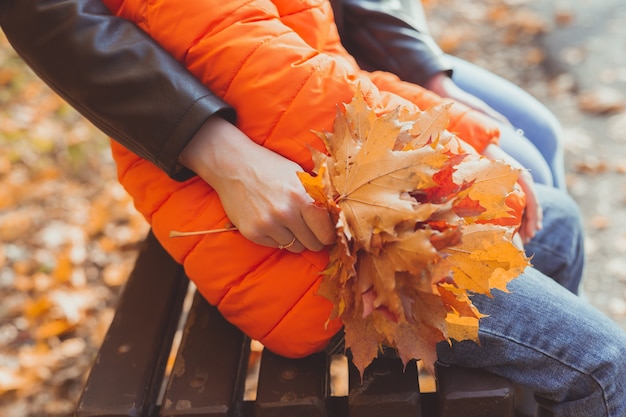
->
[0,0,235,180]
[338,0,453,87]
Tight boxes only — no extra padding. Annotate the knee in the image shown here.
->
[539,187,584,240]
[590,336,626,375]
[547,191,585,264]
[557,194,583,235]
[526,187,585,290]
[588,338,626,404]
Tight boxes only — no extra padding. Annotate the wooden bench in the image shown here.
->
[74,231,517,417]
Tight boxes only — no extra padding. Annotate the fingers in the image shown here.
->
[516,170,543,245]
[223,190,335,254]
[273,204,336,254]
[512,233,524,250]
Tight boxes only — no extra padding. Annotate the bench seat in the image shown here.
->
[74,232,516,417]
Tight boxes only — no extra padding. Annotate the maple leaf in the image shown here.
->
[298,90,530,376]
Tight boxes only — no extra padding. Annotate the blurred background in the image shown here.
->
[1,0,625,415]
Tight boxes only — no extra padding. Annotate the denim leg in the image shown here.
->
[447,55,567,190]
[437,268,626,417]
[523,184,585,294]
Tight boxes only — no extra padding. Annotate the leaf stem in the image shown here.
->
[169,227,238,238]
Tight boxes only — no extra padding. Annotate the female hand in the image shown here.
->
[482,144,543,245]
[180,116,336,253]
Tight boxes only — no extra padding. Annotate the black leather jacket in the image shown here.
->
[0,0,450,180]
[336,0,451,86]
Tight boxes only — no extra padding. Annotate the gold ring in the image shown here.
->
[278,237,297,250]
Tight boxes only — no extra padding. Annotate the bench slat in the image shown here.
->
[255,350,329,417]
[160,293,249,417]
[348,355,422,417]
[75,232,189,417]
[436,362,515,417]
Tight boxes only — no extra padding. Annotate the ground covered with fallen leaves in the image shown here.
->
[1,0,625,415]
[0,33,149,416]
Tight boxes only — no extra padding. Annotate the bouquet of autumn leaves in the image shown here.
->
[298,90,530,375]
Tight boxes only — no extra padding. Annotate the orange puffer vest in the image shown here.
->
[103,0,506,357]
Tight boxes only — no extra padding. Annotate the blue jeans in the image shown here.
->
[448,56,567,190]
[437,185,626,417]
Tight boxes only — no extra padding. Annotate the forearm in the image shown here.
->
[339,0,452,86]
[0,0,234,180]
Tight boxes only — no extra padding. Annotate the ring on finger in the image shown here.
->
[278,237,297,250]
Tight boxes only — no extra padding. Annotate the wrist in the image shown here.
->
[180,114,229,161]
[178,115,271,194]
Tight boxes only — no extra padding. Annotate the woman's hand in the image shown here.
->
[482,144,543,245]
[179,116,336,253]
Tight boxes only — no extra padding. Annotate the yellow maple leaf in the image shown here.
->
[444,312,480,345]
[454,157,522,222]
[433,224,528,295]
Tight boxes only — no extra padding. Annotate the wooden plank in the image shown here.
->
[75,232,189,417]
[255,350,329,417]
[160,293,249,417]
[348,355,421,417]
[435,363,515,417]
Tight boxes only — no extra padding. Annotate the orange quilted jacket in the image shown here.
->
[103,0,514,357]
